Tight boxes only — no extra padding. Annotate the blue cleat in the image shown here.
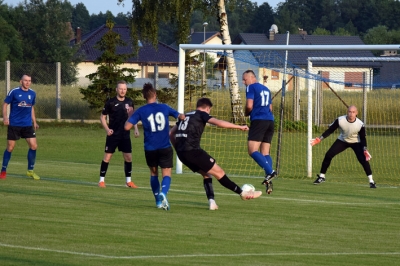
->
[159,192,170,211]
[156,194,163,208]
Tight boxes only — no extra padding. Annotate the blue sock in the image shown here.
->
[161,176,171,195]
[150,176,160,199]
[264,155,273,169]
[251,151,272,175]
[2,150,12,172]
[27,149,36,170]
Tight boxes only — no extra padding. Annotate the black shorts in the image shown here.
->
[104,137,132,153]
[248,120,274,143]
[177,149,216,173]
[145,147,173,168]
[7,126,36,140]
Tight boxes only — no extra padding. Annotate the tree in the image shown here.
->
[80,18,139,111]
[118,0,246,123]
[249,2,274,34]
[72,2,90,34]
[7,0,78,84]
[0,15,23,61]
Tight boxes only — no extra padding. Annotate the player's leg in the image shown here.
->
[159,147,173,196]
[248,120,274,176]
[315,140,348,184]
[198,171,218,210]
[120,138,136,188]
[1,138,16,179]
[351,143,375,187]
[24,126,39,180]
[145,150,163,207]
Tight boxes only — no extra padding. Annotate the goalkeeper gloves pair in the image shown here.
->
[310,137,372,161]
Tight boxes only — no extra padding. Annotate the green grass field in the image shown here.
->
[0,124,399,265]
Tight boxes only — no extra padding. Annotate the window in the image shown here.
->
[344,72,363,89]
[148,73,169,79]
[271,70,279,80]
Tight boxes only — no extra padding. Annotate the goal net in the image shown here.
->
[176,44,400,186]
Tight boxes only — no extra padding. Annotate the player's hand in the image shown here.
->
[107,129,113,136]
[310,137,321,146]
[364,150,372,161]
[239,125,249,131]
[3,118,9,126]
[134,129,140,138]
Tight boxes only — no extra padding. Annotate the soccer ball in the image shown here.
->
[241,184,255,192]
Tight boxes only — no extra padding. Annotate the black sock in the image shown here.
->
[124,161,132,177]
[218,175,242,194]
[203,178,215,200]
[100,160,109,177]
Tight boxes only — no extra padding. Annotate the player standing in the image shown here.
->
[310,105,376,188]
[242,70,275,193]
[170,98,262,210]
[125,83,184,210]
[1,74,40,180]
[98,80,139,188]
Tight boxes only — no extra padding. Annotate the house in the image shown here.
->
[71,25,179,87]
[222,25,381,91]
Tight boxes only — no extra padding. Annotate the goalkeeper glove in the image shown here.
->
[310,137,321,146]
[364,150,372,161]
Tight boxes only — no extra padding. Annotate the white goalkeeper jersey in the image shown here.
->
[336,115,364,143]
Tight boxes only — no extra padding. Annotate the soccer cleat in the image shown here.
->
[370,182,377,188]
[266,181,273,194]
[313,175,325,185]
[240,190,262,200]
[26,170,40,180]
[159,192,170,211]
[156,194,162,208]
[98,181,106,188]
[126,181,138,188]
[209,199,219,210]
[0,171,6,179]
[262,171,276,185]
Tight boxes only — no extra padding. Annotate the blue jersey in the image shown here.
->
[128,103,179,151]
[246,82,274,121]
[4,87,36,127]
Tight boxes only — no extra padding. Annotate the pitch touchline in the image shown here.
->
[0,242,399,259]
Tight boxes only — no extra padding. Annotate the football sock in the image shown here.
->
[251,151,273,175]
[150,175,160,198]
[126,176,132,183]
[203,178,215,200]
[218,175,242,194]
[27,149,36,170]
[124,161,132,180]
[161,176,171,195]
[99,160,109,179]
[264,155,273,168]
[368,175,374,183]
[2,150,11,172]
[99,176,105,182]
[319,173,325,178]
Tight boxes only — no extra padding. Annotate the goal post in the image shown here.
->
[176,44,400,186]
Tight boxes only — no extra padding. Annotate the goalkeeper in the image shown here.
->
[310,105,376,188]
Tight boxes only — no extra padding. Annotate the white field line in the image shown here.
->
[0,242,399,259]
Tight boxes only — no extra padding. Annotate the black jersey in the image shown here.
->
[102,96,133,139]
[175,110,212,152]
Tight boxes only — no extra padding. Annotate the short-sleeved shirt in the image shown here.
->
[4,87,36,127]
[175,110,212,152]
[102,96,133,139]
[246,82,274,121]
[127,103,179,151]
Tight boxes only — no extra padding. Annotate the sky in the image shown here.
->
[3,0,283,15]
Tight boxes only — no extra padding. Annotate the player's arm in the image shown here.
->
[245,98,253,116]
[169,125,178,148]
[133,124,140,138]
[208,117,249,131]
[100,114,112,136]
[31,106,39,130]
[2,102,9,126]
[359,126,371,160]
[310,119,339,146]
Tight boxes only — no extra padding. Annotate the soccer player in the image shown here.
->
[1,74,40,180]
[242,70,275,194]
[169,97,262,211]
[310,105,376,188]
[98,80,139,188]
[124,83,185,210]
